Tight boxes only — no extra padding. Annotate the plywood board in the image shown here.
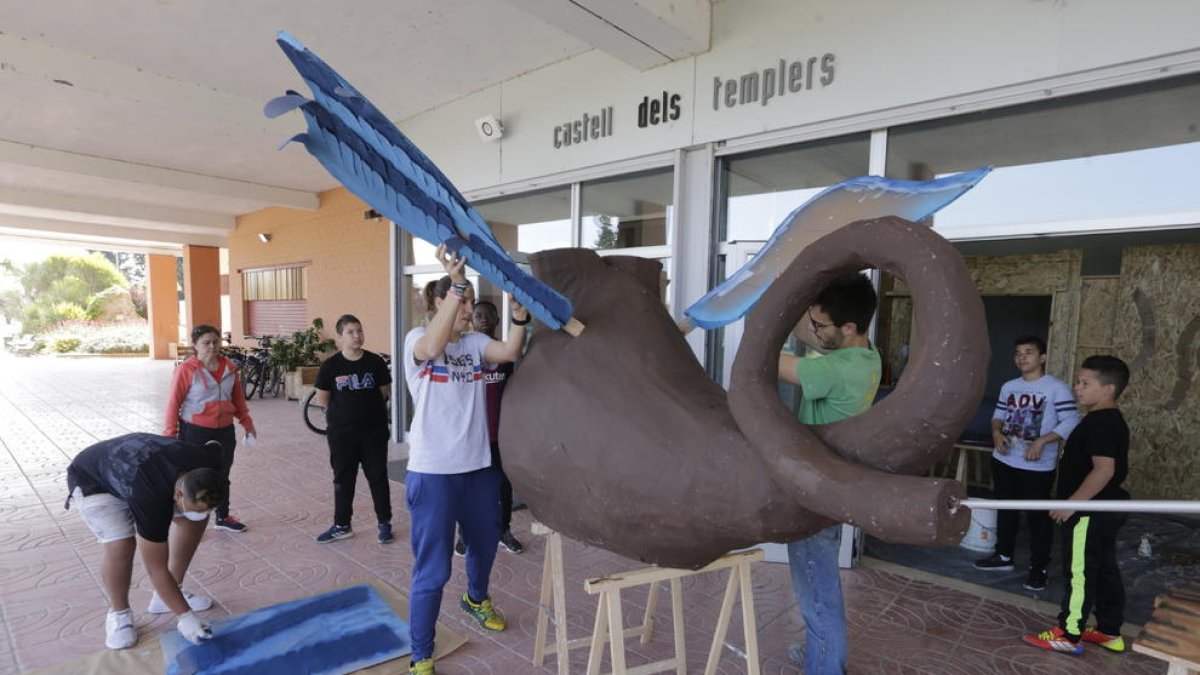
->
[1110,244,1200,500]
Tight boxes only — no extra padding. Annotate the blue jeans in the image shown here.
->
[787,525,847,675]
[406,468,502,661]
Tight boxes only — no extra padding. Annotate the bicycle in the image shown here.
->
[241,335,283,399]
[302,352,391,434]
[220,333,248,372]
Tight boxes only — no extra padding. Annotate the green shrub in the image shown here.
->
[52,337,82,353]
[269,318,336,371]
[37,320,149,355]
[52,301,89,322]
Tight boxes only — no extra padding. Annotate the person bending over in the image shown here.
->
[66,433,226,649]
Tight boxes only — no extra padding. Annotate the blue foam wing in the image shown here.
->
[268,31,573,330]
[684,167,992,330]
[160,585,409,675]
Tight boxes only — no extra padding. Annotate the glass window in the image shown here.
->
[720,134,871,242]
[581,168,674,250]
[476,186,572,253]
[886,73,1200,237]
[406,238,439,267]
[708,133,870,384]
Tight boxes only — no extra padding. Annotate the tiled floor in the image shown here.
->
[0,355,1167,674]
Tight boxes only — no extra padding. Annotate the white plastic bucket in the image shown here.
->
[959,508,998,552]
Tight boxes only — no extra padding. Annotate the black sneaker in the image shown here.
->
[498,530,524,554]
[973,553,1015,571]
[378,522,394,544]
[316,524,353,543]
[1023,567,1048,591]
[214,515,247,533]
[453,537,466,557]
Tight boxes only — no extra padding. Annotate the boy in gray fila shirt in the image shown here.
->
[974,335,1079,591]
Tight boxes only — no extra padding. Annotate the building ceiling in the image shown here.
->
[0,0,711,254]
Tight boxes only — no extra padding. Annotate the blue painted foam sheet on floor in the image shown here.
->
[160,584,411,675]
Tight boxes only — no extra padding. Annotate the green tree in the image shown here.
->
[0,259,22,324]
[90,250,146,286]
[593,214,618,249]
[89,250,149,318]
[16,253,129,331]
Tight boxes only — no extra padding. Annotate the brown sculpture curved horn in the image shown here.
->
[499,217,986,569]
[731,216,987,546]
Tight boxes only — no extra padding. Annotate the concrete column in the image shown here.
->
[673,144,716,361]
[146,253,180,360]
[182,245,221,331]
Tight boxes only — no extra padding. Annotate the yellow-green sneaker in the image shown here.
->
[459,593,506,631]
[1081,626,1126,652]
[409,657,435,674]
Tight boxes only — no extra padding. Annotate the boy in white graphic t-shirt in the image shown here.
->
[974,335,1079,593]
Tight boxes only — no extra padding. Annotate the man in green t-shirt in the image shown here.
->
[776,272,881,675]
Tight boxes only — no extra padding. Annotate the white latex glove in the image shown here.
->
[177,611,213,645]
[243,433,259,449]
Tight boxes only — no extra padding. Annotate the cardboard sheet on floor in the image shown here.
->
[29,579,466,675]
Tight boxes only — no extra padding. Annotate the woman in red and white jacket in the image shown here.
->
[164,324,256,533]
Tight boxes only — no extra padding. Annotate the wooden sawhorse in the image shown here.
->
[531,522,763,675]
[947,442,992,488]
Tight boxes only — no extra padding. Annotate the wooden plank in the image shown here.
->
[533,537,554,667]
[670,578,686,675]
[551,532,570,674]
[550,626,653,653]
[1134,583,1200,671]
[587,595,609,675]
[703,570,740,675]
[620,660,683,675]
[738,561,761,675]
[640,581,660,644]
[586,549,764,594]
[607,589,628,673]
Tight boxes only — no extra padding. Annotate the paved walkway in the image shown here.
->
[0,355,1164,673]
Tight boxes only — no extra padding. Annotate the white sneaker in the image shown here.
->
[147,590,213,614]
[105,609,136,650]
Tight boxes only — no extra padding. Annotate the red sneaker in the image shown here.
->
[1022,627,1083,655]
[1081,626,1126,652]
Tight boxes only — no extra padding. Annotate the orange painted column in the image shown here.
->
[146,253,180,360]
[182,245,221,332]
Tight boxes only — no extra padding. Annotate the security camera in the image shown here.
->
[474,115,504,142]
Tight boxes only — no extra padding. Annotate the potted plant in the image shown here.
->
[269,318,336,400]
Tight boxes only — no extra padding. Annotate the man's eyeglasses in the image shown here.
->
[810,316,836,331]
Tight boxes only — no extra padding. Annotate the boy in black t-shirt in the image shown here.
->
[313,314,394,544]
[1023,355,1131,656]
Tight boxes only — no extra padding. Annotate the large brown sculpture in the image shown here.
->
[499,217,988,569]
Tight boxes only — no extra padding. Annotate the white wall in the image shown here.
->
[399,0,1200,192]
